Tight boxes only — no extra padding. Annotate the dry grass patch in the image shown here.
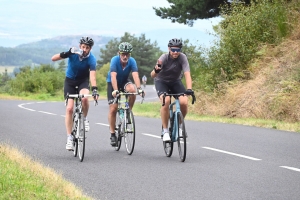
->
[194,31,300,124]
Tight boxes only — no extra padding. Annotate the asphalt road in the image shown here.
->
[1,85,300,200]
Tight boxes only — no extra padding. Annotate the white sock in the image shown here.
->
[163,128,168,133]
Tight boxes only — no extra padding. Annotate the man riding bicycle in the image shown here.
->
[51,36,99,150]
[142,75,147,88]
[106,42,144,147]
[150,38,194,142]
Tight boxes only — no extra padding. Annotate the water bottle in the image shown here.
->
[71,47,83,56]
[119,109,124,119]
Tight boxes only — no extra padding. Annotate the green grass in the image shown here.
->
[0,144,91,200]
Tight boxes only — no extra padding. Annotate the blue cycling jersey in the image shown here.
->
[106,55,138,83]
[66,52,96,80]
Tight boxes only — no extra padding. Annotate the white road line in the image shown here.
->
[18,103,35,111]
[20,107,35,111]
[202,147,261,161]
[96,123,109,126]
[143,133,161,138]
[280,166,300,172]
[38,111,56,115]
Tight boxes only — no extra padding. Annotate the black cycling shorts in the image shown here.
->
[107,79,132,104]
[64,77,90,99]
[154,79,186,97]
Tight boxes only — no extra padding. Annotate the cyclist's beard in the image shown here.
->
[120,57,128,63]
[82,50,90,57]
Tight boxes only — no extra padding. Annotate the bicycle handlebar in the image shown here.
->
[65,93,98,106]
[112,92,145,104]
[162,92,196,106]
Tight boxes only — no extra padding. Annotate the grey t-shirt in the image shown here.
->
[155,53,190,82]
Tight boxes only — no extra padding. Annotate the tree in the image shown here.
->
[153,0,250,26]
[0,68,11,87]
[58,60,66,71]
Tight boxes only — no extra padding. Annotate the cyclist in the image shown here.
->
[51,36,99,150]
[150,38,194,142]
[106,42,144,147]
[142,75,147,88]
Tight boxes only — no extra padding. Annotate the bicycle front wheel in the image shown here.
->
[78,115,85,162]
[177,112,186,162]
[163,113,174,157]
[124,109,135,155]
[72,114,78,157]
[115,111,122,151]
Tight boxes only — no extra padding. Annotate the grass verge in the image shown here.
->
[132,102,300,133]
[0,143,92,200]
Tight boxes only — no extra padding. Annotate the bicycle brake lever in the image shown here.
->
[192,94,196,104]
[162,92,166,106]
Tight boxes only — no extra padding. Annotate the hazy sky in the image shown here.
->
[0,0,221,47]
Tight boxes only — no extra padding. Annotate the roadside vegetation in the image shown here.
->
[0,143,92,200]
[1,0,300,198]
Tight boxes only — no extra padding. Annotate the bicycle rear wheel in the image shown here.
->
[124,109,135,155]
[177,112,186,162]
[115,111,122,151]
[78,114,85,162]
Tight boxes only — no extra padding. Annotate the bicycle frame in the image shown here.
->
[169,98,181,142]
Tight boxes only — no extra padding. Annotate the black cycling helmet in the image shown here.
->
[168,38,182,48]
[79,36,94,47]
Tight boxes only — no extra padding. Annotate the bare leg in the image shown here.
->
[65,99,74,135]
[160,95,170,129]
[125,83,137,109]
[80,88,90,118]
[108,103,118,133]
[179,96,188,118]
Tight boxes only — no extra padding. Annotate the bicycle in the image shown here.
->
[65,86,98,162]
[113,91,144,155]
[161,92,196,162]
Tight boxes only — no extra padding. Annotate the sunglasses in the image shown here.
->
[170,48,181,52]
[120,52,130,56]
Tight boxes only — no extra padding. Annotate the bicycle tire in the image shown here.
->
[115,111,122,151]
[78,114,85,162]
[177,112,186,162]
[124,109,135,155]
[163,112,174,157]
[72,114,78,157]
